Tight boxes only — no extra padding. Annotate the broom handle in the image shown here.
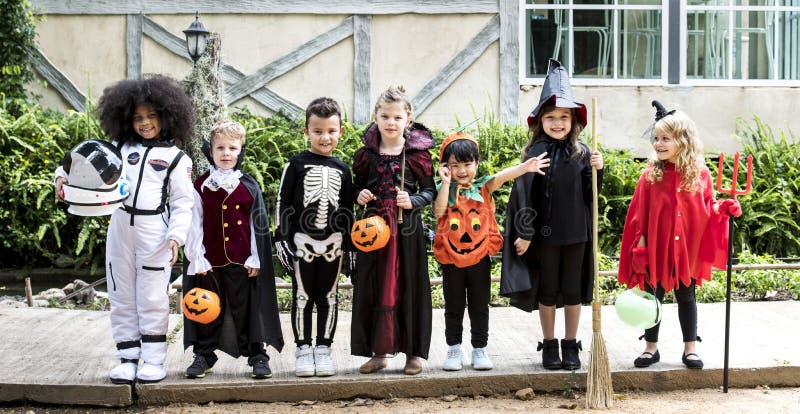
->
[591,97,601,330]
[398,148,405,224]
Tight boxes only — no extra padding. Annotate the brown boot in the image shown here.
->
[358,356,387,374]
[403,355,423,375]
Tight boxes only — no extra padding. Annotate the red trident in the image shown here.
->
[715,151,753,395]
[716,152,753,199]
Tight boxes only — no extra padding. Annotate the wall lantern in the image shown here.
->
[183,11,210,65]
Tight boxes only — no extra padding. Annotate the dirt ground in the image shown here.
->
[5,387,797,413]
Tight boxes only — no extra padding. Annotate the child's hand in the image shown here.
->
[357,189,376,206]
[514,238,531,256]
[55,176,68,201]
[717,199,742,218]
[438,164,451,184]
[395,188,412,209]
[590,150,604,170]
[167,239,179,266]
[523,152,550,175]
[246,266,260,278]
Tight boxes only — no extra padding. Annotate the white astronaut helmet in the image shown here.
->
[61,139,129,216]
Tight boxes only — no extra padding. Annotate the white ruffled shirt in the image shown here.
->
[185,167,259,275]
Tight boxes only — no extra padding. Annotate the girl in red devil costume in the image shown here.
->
[617,102,741,369]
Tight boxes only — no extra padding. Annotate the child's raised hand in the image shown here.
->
[523,152,550,175]
[590,150,604,170]
[395,188,412,210]
[246,266,260,278]
[357,189,376,206]
[438,164,451,184]
[55,176,68,201]
[513,237,531,256]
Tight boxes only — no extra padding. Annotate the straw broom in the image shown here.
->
[586,97,614,408]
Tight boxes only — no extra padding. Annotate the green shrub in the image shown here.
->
[0,0,39,114]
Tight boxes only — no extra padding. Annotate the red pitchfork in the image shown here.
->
[716,152,753,394]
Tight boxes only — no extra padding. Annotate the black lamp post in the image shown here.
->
[183,11,210,65]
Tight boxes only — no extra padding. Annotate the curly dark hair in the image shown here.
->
[95,74,195,147]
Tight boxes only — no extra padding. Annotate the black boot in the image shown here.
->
[560,339,582,370]
[537,339,561,370]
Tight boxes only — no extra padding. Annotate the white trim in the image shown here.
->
[679,2,687,85]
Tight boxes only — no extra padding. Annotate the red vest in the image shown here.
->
[194,176,253,267]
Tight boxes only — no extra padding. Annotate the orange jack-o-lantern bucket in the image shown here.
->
[183,287,221,324]
[351,215,390,252]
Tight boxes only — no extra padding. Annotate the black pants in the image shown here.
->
[291,255,342,347]
[194,264,266,364]
[643,279,698,343]
[442,256,491,348]
[534,242,585,306]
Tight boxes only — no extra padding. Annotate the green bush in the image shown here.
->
[0,0,39,114]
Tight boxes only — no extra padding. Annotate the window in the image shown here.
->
[683,0,800,83]
[520,1,800,85]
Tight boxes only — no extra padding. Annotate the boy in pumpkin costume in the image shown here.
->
[433,132,549,370]
[183,120,284,380]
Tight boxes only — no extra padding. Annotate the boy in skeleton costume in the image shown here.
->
[275,98,354,377]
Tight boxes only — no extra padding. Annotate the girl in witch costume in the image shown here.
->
[500,59,604,371]
[183,120,284,380]
[273,97,355,377]
[617,102,739,369]
[433,132,549,371]
[351,86,435,376]
[54,75,195,384]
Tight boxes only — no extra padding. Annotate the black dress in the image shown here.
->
[350,123,435,359]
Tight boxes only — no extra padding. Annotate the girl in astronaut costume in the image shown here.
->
[55,75,195,384]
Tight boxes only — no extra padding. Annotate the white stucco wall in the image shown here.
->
[28,13,799,155]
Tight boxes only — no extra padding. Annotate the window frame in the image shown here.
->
[519,1,800,86]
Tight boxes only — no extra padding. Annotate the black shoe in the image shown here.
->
[560,339,582,371]
[537,339,562,370]
[249,354,272,379]
[186,355,213,379]
[633,350,660,368]
[682,353,704,369]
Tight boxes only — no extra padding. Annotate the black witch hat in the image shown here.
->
[527,59,587,127]
[651,100,675,121]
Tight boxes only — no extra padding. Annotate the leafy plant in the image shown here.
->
[0,0,40,114]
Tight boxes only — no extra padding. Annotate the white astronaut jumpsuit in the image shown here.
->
[57,139,193,383]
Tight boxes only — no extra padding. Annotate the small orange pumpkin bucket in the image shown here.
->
[351,215,390,252]
[183,287,221,325]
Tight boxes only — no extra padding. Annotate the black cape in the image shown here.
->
[499,139,601,312]
[183,173,284,355]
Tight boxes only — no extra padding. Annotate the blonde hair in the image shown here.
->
[521,104,585,160]
[373,85,414,123]
[210,120,246,146]
[646,110,704,191]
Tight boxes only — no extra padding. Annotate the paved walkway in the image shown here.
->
[1,301,798,407]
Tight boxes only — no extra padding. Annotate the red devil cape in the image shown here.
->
[618,163,729,291]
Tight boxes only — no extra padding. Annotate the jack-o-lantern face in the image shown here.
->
[351,215,390,252]
[433,186,503,268]
[183,287,221,325]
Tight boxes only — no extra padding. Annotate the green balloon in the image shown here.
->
[614,287,662,330]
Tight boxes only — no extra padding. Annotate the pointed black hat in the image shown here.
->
[527,59,587,127]
[651,100,675,121]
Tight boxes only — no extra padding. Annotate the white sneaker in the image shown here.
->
[314,345,336,377]
[472,347,494,370]
[442,344,463,371]
[136,363,166,383]
[295,345,315,377]
[109,360,137,384]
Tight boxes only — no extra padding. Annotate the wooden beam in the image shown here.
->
[31,0,498,15]
[141,16,301,115]
[353,15,372,125]
[225,16,354,104]
[29,48,87,112]
[499,0,519,124]
[412,15,499,117]
[126,14,143,80]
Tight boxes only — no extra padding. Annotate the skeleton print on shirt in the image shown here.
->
[302,165,343,230]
